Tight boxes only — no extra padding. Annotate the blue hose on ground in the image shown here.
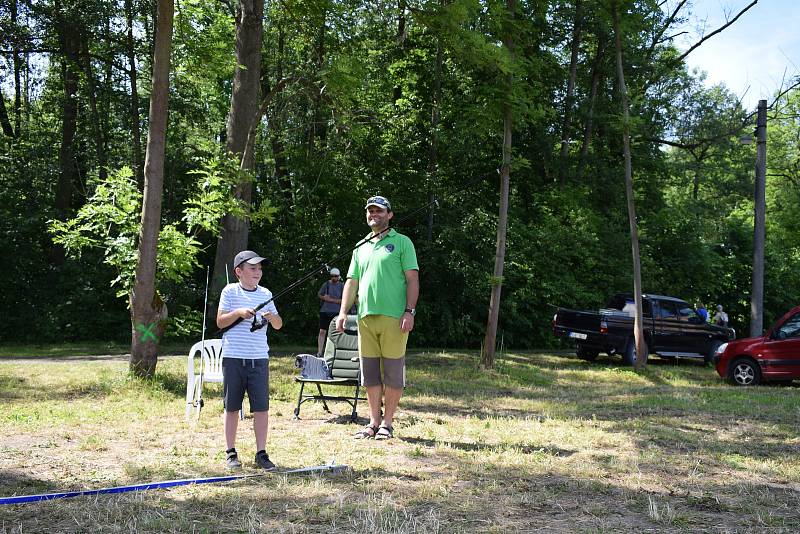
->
[0,463,347,505]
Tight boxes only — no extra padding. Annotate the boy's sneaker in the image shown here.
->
[255,450,276,470]
[226,448,242,469]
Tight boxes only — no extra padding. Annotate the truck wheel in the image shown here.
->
[623,338,648,366]
[728,358,761,386]
[705,340,723,365]
[576,346,599,362]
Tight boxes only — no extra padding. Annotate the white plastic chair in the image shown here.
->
[185,339,242,420]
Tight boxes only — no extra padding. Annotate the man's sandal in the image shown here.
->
[375,425,393,440]
[354,424,379,439]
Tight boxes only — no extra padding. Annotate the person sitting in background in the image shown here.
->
[696,303,708,322]
[714,304,729,327]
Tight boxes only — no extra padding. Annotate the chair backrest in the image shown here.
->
[324,315,359,379]
[188,339,224,381]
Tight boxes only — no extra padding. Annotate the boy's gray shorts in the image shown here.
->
[222,357,269,412]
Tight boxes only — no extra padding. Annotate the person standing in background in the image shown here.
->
[317,268,343,356]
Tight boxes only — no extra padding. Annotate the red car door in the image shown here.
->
[760,311,800,379]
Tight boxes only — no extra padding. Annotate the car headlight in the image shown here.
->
[715,342,728,355]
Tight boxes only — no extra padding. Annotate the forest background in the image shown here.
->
[1,0,799,357]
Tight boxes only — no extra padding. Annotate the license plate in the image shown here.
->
[569,332,588,340]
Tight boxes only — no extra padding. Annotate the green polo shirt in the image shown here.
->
[347,228,418,319]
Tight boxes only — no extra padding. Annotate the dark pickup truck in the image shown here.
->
[553,293,735,365]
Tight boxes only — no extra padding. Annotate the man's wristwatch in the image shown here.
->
[405,308,416,316]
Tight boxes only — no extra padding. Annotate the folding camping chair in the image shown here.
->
[294,315,365,422]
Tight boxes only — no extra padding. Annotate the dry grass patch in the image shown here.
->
[2,349,800,532]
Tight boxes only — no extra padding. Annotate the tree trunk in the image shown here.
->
[427,35,442,241]
[612,0,646,370]
[750,99,767,336]
[125,0,144,185]
[393,0,407,103]
[577,38,605,180]
[80,35,107,181]
[267,28,293,203]
[0,95,15,138]
[481,0,515,369]
[130,0,174,378]
[558,0,582,184]
[12,0,22,133]
[54,0,81,258]
[210,0,264,306]
[308,12,327,151]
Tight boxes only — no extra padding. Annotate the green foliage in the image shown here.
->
[3,0,800,349]
[48,159,253,299]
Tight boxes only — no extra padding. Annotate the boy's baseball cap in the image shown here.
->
[365,195,391,211]
[234,250,266,268]
[330,268,341,276]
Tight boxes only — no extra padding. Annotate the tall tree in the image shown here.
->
[0,95,14,138]
[130,0,174,378]
[558,0,583,183]
[481,0,515,369]
[612,0,645,369]
[125,0,143,184]
[53,0,82,230]
[211,0,264,300]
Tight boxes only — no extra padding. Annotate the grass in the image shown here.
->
[1,348,800,533]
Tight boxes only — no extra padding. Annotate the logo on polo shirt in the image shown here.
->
[385,244,395,253]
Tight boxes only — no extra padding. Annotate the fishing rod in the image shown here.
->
[194,266,210,419]
[218,196,441,335]
[218,169,498,335]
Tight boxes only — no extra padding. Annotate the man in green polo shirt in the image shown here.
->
[336,195,419,440]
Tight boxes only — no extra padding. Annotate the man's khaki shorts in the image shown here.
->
[358,315,408,388]
[357,314,409,358]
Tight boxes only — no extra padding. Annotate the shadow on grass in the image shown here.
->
[148,370,189,397]
[0,471,63,498]
[399,436,575,457]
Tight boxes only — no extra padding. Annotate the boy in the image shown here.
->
[216,250,283,469]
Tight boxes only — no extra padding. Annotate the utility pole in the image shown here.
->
[750,99,767,337]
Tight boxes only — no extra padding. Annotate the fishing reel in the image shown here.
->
[250,313,269,332]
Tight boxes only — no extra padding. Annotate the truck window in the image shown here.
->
[604,295,652,317]
[654,301,679,319]
[678,306,699,322]
[605,295,627,310]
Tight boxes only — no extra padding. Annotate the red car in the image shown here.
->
[713,306,800,386]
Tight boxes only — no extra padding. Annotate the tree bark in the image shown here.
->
[427,34,443,241]
[308,11,327,151]
[612,0,646,370]
[0,95,15,138]
[54,0,81,250]
[211,0,264,306]
[393,0,407,103]
[481,0,515,369]
[130,0,174,378]
[125,0,144,185]
[558,0,582,184]
[750,99,767,336]
[80,34,107,181]
[12,0,22,133]
[577,38,605,180]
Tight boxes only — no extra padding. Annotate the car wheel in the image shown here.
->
[705,340,723,365]
[576,346,599,362]
[728,358,762,386]
[623,338,648,366]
